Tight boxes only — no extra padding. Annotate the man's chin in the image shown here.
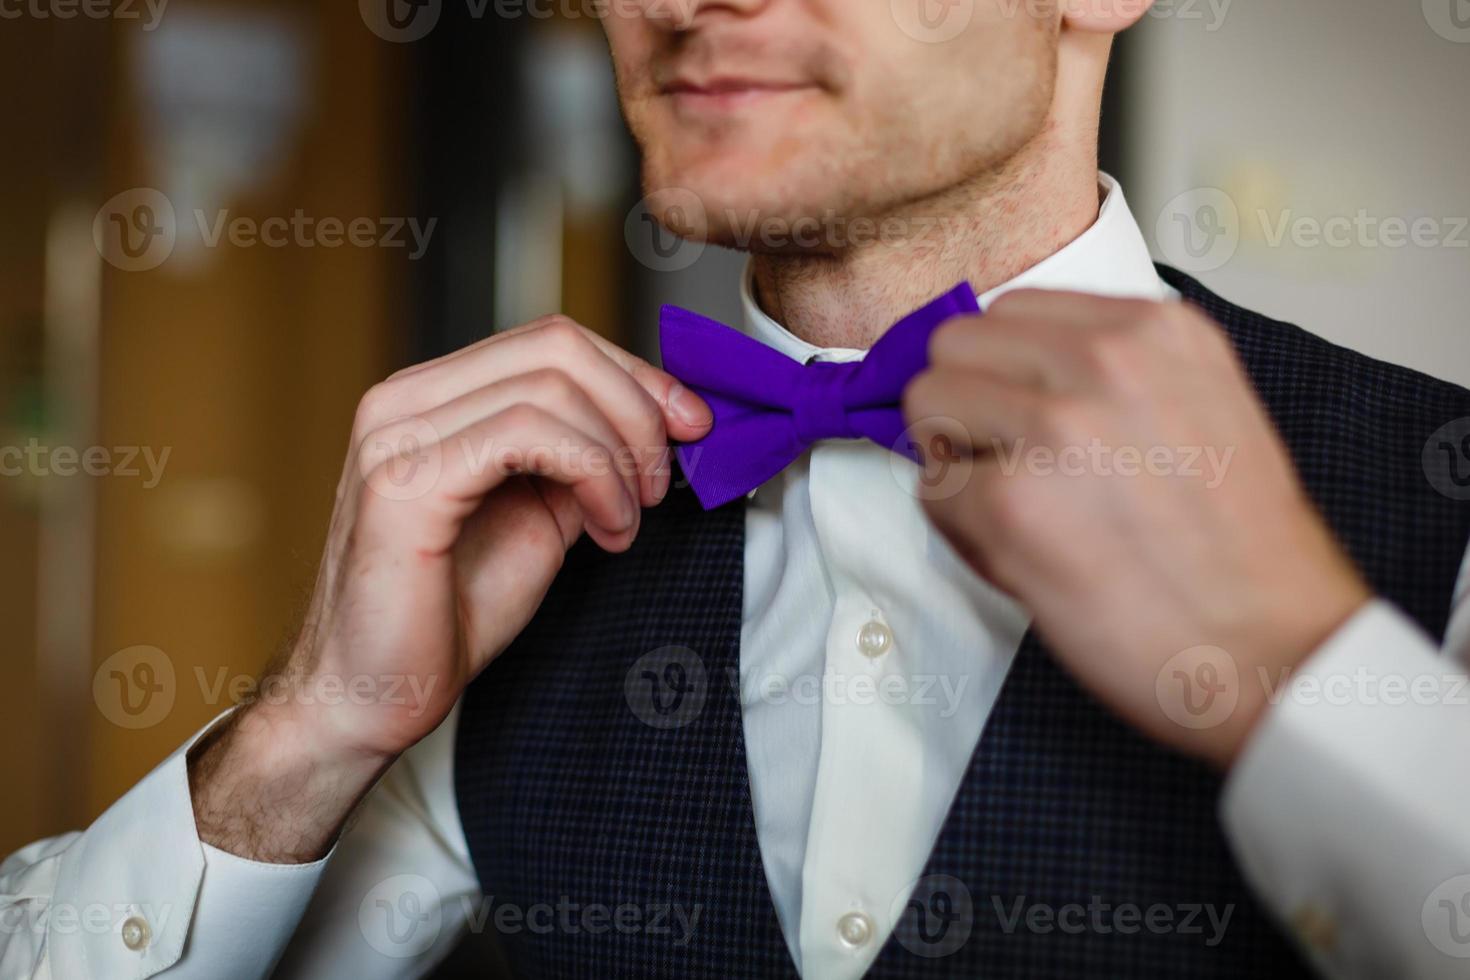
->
[643,167,853,255]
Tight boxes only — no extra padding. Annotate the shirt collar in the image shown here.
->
[737,173,1166,364]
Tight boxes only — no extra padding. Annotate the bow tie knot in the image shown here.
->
[792,362,859,445]
[660,281,982,510]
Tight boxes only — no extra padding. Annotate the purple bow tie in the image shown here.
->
[660,282,981,510]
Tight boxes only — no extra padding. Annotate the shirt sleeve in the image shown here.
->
[272,702,483,978]
[0,703,479,980]
[1221,555,1470,978]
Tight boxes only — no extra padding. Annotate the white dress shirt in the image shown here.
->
[4,174,1470,980]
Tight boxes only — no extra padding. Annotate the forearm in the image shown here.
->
[188,701,394,864]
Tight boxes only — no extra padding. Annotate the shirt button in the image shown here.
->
[856,615,892,659]
[837,910,874,947]
[121,915,151,951]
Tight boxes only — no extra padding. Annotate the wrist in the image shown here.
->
[1216,574,1374,770]
[188,698,394,862]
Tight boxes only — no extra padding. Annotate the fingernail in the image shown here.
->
[669,383,713,428]
[652,447,672,504]
[619,486,639,530]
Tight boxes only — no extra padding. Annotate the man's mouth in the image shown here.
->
[662,75,820,112]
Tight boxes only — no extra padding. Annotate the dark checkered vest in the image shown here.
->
[455,267,1470,978]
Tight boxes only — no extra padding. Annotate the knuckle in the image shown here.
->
[902,371,943,420]
[1135,302,1184,348]
[538,315,592,353]
[1034,395,1093,445]
[526,367,580,402]
[497,402,546,433]
[927,317,973,362]
[981,474,1045,544]
[986,289,1038,315]
[354,381,401,432]
[1081,327,1143,389]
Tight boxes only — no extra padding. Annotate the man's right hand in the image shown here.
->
[186,316,713,863]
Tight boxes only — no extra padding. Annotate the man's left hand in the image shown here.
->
[903,290,1372,768]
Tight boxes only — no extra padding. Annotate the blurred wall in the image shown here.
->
[1,0,407,853]
[1122,0,1470,386]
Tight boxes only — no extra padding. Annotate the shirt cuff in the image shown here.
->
[1221,599,1470,975]
[48,712,330,980]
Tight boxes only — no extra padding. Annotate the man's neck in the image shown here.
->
[749,132,1101,350]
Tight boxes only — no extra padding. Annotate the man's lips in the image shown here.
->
[662,76,820,110]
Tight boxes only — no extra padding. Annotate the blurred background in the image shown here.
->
[0,0,1466,968]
